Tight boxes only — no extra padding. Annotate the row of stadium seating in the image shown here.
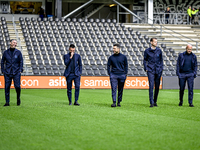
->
[0,17,10,54]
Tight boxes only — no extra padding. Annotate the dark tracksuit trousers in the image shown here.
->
[4,73,21,103]
[66,73,80,103]
[179,73,194,104]
[110,73,126,103]
[147,72,162,105]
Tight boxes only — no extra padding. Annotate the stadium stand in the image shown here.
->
[1,16,200,76]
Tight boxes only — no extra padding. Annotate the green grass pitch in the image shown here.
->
[0,89,200,150]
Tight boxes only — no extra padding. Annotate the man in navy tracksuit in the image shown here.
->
[143,38,163,107]
[1,39,23,106]
[176,44,197,107]
[107,43,128,107]
[64,44,82,106]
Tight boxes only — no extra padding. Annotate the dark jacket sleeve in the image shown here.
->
[160,50,163,71]
[1,52,5,73]
[64,54,71,67]
[19,51,23,73]
[176,54,181,77]
[193,54,197,78]
[78,55,82,75]
[143,50,147,72]
[107,56,111,76]
[124,56,128,75]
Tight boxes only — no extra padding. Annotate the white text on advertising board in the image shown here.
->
[126,78,149,87]
[84,79,110,87]
[49,77,66,86]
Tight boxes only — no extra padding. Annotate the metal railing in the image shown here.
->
[63,0,93,19]
[74,4,94,18]
[153,13,190,25]
[12,15,22,52]
[133,13,199,52]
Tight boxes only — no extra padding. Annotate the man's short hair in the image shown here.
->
[10,39,17,42]
[150,37,157,42]
[113,43,120,49]
[69,44,75,48]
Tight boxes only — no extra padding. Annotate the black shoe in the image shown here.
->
[179,102,183,106]
[4,103,10,106]
[154,103,158,107]
[111,103,116,107]
[150,104,154,107]
[117,103,121,107]
[17,99,21,106]
[69,102,72,105]
[74,102,80,106]
[189,104,194,107]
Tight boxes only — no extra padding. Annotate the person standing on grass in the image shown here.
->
[143,38,163,107]
[107,43,128,107]
[63,44,82,106]
[176,44,197,107]
[1,39,23,106]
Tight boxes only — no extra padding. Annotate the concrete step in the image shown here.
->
[124,24,192,30]
[161,38,200,41]
[147,30,195,33]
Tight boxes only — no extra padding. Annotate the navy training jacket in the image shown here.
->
[63,53,82,77]
[143,47,163,74]
[176,51,197,78]
[1,48,23,75]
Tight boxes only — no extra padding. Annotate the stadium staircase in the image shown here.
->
[124,24,200,61]
[11,21,32,75]
[85,4,105,19]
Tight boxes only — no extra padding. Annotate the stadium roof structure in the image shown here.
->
[62,0,138,4]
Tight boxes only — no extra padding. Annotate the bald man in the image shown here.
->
[176,44,197,107]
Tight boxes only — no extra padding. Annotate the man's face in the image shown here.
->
[69,47,75,53]
[186,45,192,54]
[151,39,157,47]
[189,6,191,9]
[10,40,17,48]
[113,46,120,54]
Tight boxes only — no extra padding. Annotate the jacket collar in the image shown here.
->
[149,47,157,52]
[8,48,17,57]
[183,51,194,56]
